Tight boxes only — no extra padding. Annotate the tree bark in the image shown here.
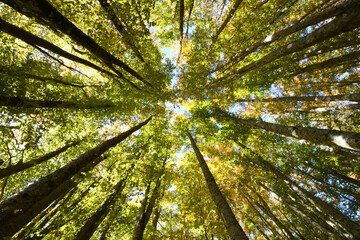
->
[236,141,360,239]
[1,0,148,85]
[187,132,248,240]
[218,109,360,151]
[132,166,164,240]
[218,0,358,72]
[214,0,243,40]
[98,0,147,65]
[0,117,151,238]
[0,18,115,78]
[0,141,79,179]
[75,165,132,240]
[236,93,360,103]
[213,2,360,86]
[0,95,114,109]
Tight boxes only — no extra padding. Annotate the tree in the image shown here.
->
[0,0,359,239]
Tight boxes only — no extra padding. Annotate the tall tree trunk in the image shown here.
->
[98,0,147,65]
[217,109,360,151]
[213,0,243,41]
[75,165,133,240]
[177,0,185,62]
[218,0,357,72]
[236,141,360,239]
[0,117,151,238]
[132,164,164,240]
[1,0,148,85]
[187,132,248,240]
[244,189,297,240]
[185,0,195,39]
[0,18,115,78]
[212,3,360,86]
[236,93,360,103]
[0,141,79,179]
[257,181,346,239]
[0,95,113,110]
[14,186,76,240]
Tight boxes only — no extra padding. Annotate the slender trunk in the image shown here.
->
[258,182,346,239]
[98,0,147,65]
[38,180,98,237]
[0,117,151,238]
[177,0,185,62]
[213,3,360,86]
[219,0,357,71]
[246,190,297,240]
[14,187,75,239]
[132,172,163,240]
[1,0,147,85]
[236,93,360,103]
[213,0,243,41]
[0,65,92,89]
[305,161,360,188]
[75,165,132,240]
[218,109,360,151]
[0,141,79,179]
[291,50,360,76]
[0,95,113,109]
[236,141,360,239]
[242,212,271,240]
[0,18,114,78]
[187,132,248,240]
[185,0,195,39]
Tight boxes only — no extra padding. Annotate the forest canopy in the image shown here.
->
[0,0,360,239]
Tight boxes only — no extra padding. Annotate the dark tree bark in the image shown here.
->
[236,93,360,103]
[177,0,185,62]
[212,3,360,86]
[0,65,93,89]
[0,141,79,179]
[185,0,195,39]
[75,165,132,240]
[1,0,152,87]
[217,0,358,72]
[132,163,165,240]
[0,95,114,110]
[0,18,115,78]
[187,132,248,240]
[236,141,360,239]
[98,0,147,65]
[216,109,360,151]
[213,0,243,41]
[0,117,151,238]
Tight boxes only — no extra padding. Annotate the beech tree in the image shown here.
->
[0,0,359,239]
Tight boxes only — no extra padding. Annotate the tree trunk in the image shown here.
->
[185,0,195,39]
[75,165,132,240]
[236,93,360,103]
[245,190,297,240]
[98,0,147,65]
[0,95,114,110]
[213,2,360,86]
[0,117,151,238]
[218,109,360,151]
[236,141,360,239]
[132,169,163,240]
[214,0,243,40]
[0,141,79,179]
[219,0,357,71]
[0,18,114,78]
[187,132,248,240]
[1,0,147,85]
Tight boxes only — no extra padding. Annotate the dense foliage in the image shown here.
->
[0,0,359,239]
